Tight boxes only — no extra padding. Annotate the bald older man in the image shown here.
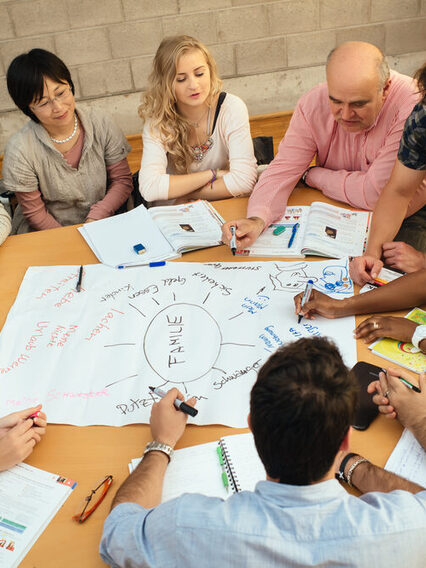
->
[223,42,420,250]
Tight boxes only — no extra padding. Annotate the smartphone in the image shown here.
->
[351,361,382,430]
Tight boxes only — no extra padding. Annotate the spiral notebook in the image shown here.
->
[129,432,266,501]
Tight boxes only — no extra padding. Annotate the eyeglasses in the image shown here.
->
[72,475,113,523]
[31,85,72,111]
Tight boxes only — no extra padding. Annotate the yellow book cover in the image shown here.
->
[369,308,426,374]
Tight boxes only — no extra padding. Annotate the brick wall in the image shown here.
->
[0,0,425,151]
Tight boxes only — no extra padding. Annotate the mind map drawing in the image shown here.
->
[0,260,356,427]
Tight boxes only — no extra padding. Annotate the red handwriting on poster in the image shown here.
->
[84,309,124,341]
[35,271,79,300]
[46,388,110,401]
[0,321,49,375]
[54,289,84,308]
[47,325,78,348]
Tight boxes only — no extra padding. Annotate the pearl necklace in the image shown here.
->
[49,113,78,144]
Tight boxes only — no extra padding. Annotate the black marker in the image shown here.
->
[230,226,237,256]
[149,386,198,417]
[76,265,83,293]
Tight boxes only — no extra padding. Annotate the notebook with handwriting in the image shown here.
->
[129,432,266,501]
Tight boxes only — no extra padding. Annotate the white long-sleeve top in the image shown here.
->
[139,93,257,203]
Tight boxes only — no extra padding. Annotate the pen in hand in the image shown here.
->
[397,376,421,393]
[149,386,198,417]
[297,280,314,324]
[76,265,83,293]
[229,225,237,256]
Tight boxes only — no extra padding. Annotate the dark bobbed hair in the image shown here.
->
[250,337,358,486]
[414,62,426,103]
[6,48,75,123]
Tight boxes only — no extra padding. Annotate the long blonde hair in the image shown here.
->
[139,35,222,174]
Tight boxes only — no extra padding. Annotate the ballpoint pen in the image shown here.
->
[288,223,300,248]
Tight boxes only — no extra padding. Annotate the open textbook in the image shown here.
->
[0,463,75,568]
[129,433,265,501]
[79,200,224,268]
[238,203,372,258]
[369,308,426,374]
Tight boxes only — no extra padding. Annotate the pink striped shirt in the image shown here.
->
[247,71,421,227]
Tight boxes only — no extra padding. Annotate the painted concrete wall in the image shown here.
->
[0,0,425,151]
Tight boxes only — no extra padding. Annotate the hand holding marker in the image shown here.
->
[149,386,198,417]
[297,280,314,324]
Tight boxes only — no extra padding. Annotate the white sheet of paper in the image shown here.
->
[78,205,176,267]
[0,260,356,427]
[385,429,426,487]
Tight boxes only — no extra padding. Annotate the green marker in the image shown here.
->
[217,446,229,492]
[221,472,229,490]
[273,225,286,236]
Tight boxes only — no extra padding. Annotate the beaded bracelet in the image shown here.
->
[210,169,217,189]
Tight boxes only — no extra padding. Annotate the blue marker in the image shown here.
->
[298,279,314,323]
[288,223,300,248]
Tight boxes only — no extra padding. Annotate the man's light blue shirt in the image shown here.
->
[100,479,426,567]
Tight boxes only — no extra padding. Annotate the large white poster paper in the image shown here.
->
[0,260,356,427]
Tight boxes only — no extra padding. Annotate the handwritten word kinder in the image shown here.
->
[84,309,124,341]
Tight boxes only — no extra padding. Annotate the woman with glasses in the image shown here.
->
[138,35,257,205]
[2,49,133,233]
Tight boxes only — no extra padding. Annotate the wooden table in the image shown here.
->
[0,187,405,567]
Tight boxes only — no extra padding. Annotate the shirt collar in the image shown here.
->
[255,478,347,505]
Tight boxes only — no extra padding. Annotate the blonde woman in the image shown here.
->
[138,36,257,204]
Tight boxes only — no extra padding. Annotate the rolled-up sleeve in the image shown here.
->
[100,501,178,568]
[139,122,170,202]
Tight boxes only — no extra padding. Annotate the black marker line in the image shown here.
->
[221,342,255,347]
[104,343,136,347]
[105,374,138,389]
[152,297,160,305]
[203,292,210,304]
[129,302,146,317]
[212,366,227,374]
[228,312,243,320]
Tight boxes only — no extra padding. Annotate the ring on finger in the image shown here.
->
[372,321,379,330]
[384,391,390,398]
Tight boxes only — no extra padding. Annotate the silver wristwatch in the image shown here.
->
[411,324,426,352]
[144,440,174,462]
